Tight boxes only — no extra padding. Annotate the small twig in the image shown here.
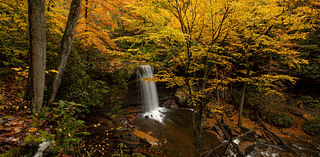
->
[233,130,255,140]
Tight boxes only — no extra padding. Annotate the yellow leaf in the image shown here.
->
[210,109,223,113]
[49,70,59,73]
[28,127,37,133]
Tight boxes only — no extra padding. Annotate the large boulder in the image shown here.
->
[174,87,190,106]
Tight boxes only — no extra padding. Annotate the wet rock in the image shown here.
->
[175,88,187,106]
[237,140,254,155]
[279,152,295,157]
[160,98,179,109]
[34,140,51,157]
[282,105,304,116]
[120,119,128,126]
[133,129,159,147]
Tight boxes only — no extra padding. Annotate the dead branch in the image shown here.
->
[257,118,299,156]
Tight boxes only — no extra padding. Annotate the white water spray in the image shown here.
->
[137,65,165,122]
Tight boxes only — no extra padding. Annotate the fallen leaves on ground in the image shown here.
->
[0,114,33,153]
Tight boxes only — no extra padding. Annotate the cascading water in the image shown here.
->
[137,65,165,122]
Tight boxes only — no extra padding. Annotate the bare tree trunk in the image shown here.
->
[85,0,88,32]
[195,103,206,157]
[119,9,125,35]
[238,82,247,127]
[221,85,225,101]
[28,0,46,112]
[215,64,220,105]
[238,47,252,127]
[229,83,232,101]
[25,0,33,101]
[49,0,82,103]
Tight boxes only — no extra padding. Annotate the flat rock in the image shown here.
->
[133,129,159,147]
[238,140,254,155]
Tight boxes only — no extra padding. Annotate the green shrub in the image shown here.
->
[50,101,90,154]
[272,112,293,128]
[57,51,127,109]
[303,118,320,137]
[300,95,320,108]
[24,130,55,145]
[0,147,34,157]
[26,101,90,155]
[57,52,109,108]
[259,109,293,128]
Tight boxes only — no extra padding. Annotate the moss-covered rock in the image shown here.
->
[272,112,293,128]
[259,109,293,128]
[0,147,34,157]
[303,118,320,137]
[300,95,320,108]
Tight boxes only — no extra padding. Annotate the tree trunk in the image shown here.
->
[28,0,46,112]
[85,0,88,32]
[195,103,205,157]
[215,64,220,105]
[25,0,33,101]
[238,82,247,127]
[119,9,125,35]
[49,0,82,103]
[238,47,251,127]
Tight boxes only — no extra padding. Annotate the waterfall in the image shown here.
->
[138,65,160,111]
[137,65,164,122]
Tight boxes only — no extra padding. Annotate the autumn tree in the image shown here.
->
[121,0,236,156]
[0,0,29,70]
[228,0,313,127]
[298,1,320,82]
[75,0,122,53]
[119,0,316,155]
[48,0,132,103]
[28,0,46,112]
[49,0,82,103]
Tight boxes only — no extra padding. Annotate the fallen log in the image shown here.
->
[257,118,299,156]
[201,149,217,157]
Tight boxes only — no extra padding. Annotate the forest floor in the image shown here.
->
[204,102,320,156]
[84,98,320,156]
[205,102,314,140]
[0,80,35,154]
[1,80,320,156]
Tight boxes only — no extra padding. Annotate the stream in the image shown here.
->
[133,108,320,157]
[132,65,320,156]
[135,108,219,157]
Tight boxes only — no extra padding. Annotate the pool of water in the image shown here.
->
[135,108,219,157]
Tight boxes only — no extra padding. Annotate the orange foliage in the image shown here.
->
[75,0,136,53]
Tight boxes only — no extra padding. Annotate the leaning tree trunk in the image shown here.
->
[28,0,46,112]
[49,0,82,103]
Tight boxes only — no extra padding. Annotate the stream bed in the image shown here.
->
[135,108,219,157]
[133,108,320,157]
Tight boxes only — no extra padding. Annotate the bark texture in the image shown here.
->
[238,82,247,127]
[28,0,46,112]
[49,0,82,103]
